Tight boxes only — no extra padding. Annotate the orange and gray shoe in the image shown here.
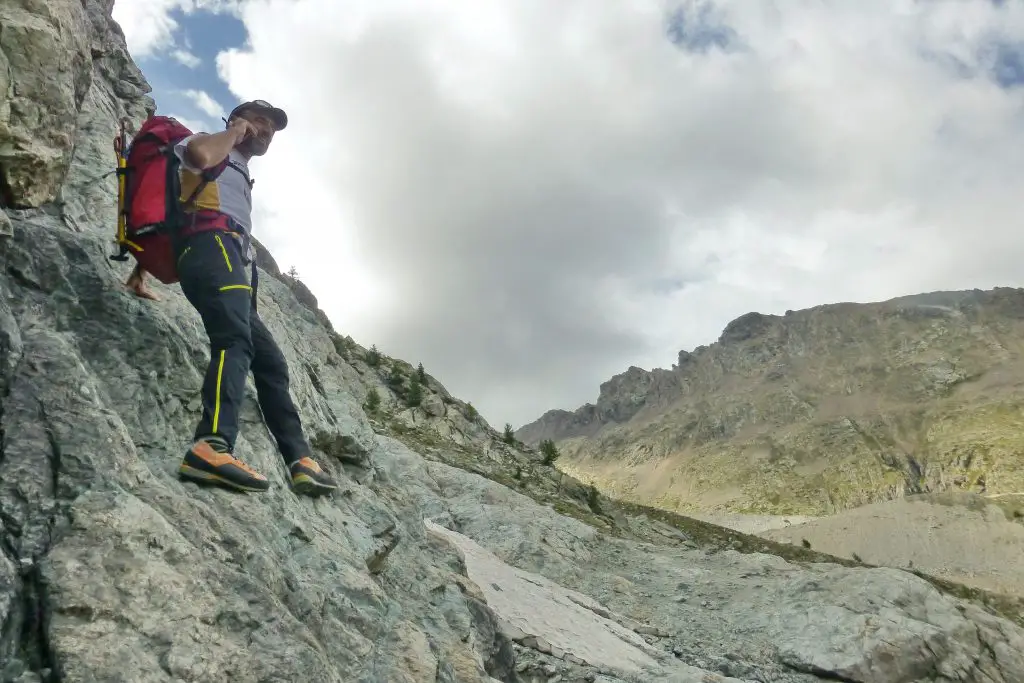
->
[289,457,339,496]
[179,438,270,493]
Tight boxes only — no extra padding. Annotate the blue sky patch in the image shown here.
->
[988,41,1024,89]
[134,7,249,131]
[920,36,1024,91]
[665,2,741,54]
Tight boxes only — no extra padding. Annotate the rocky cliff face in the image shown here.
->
[3,1,1024,681]
[517,289,1024,517]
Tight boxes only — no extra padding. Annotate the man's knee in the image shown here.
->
[255,336,289,378]
[196,291,254,352]
[251,319,291,379]
[209,327,253,357]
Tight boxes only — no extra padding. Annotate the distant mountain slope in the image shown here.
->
[516,288,1024,516]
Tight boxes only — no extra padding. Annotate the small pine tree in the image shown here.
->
[540,439,559,465]
[364,387,381,413]
[331,334,348,359]
[416,362,426,383]
[502,423,516,444]
[465,402,478,420]
[365,344,381,366]
[406,377,423,407]
[386,364,405,388]
[286,265,300,280]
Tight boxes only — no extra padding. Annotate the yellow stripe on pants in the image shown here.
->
[214,234,233,272]
[212,349,226,432]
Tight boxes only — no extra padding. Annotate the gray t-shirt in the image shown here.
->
[173,134,255,259]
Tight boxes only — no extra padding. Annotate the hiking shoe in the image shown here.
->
[179,439,270,493]
[289,457,338,496]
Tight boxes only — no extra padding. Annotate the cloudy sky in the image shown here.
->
[111,0,1024,429]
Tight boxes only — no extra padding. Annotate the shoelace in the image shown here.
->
[229,456,264,478]
[294,457,322,473]
[196,441,265,479]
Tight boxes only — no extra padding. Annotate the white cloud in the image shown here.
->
[165,113,211,134]
[180,89,226,119]
[112,0,189,57]
[112,0,244,58]
[122,0,1024,428]
[171,49,202,68]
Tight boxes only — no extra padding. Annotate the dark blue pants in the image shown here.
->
[175,230,309,464]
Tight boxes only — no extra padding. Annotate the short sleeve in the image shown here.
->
[172,133,205,173]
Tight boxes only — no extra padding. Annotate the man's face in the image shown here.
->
[234,110,277,156]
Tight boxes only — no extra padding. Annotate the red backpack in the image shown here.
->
[110,115,230,284]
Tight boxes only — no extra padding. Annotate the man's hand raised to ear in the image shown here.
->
[228,116,259,140]
[183,117,259,170]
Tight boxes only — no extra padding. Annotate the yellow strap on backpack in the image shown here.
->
[114,118,128,245]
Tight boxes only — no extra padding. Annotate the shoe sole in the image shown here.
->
[179,464,269,493]
[292,473,338,496]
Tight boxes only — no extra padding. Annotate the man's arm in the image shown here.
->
[182,118,257,169]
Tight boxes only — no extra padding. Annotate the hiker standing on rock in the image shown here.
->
[167,100,338,496]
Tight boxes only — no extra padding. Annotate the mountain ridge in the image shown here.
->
[516,285,1024,517]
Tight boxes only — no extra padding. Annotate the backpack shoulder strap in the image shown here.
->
[225,158,255,188]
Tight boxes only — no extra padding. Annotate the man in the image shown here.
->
[170,99,338,496]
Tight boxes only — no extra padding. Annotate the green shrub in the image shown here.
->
[364,387,381,413]
[540,439,559,465]
[365,344,382,366]
[406,378,423,407]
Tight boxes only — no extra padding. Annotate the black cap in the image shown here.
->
[228,99,288,131]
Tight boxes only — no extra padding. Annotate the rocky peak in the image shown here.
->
[717,311,778,344]
[517,364,684,446]
[518,308,802,446]
[594,366,653,419]
[519,287,1024,448]
[675,347,701,367]
[1,1,1024,681]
